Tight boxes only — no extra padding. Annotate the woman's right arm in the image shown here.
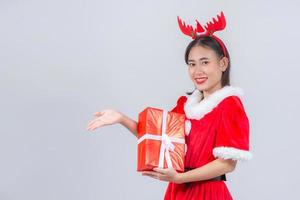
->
[86,109,138,138]
[120,114,138,138]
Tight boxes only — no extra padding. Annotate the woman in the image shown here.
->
[86,12,252,199]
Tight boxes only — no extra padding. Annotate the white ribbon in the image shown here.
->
[137,109,185,169]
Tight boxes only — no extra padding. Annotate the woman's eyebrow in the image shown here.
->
[188,57,209,62]
[199,57,209,61]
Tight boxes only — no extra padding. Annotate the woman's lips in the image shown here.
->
[195,77,207,84]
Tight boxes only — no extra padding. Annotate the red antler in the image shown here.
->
[177,16,205,39]
[177,12,228,57]
[204,11,226,36]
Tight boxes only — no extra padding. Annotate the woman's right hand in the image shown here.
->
[86,109,123,131]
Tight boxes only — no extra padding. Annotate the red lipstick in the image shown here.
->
[195,77,207,84]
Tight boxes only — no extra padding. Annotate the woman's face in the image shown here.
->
[187,45,228,98]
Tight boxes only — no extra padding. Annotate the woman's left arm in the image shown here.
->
[141,158,237,184]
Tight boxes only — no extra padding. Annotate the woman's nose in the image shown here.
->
[194,63,204,72]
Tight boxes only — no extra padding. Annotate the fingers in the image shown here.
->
[93,111,104,117]
[142,171,159,176]
[142,171,168,181]
[86,119,97,130]
[142,171,155,178]
[86,118,105,131]
[87,109,117,131]
[87,118,96,127]
[142,168,166,175]
[87,121,104,131]
[86,111,105,131]
[142,171,160,179]
[153,167,167,174]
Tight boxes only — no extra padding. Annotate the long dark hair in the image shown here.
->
[185,36,231,95]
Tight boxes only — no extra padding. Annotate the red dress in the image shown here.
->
[164,86,252,200]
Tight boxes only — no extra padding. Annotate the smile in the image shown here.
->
[195,77,207,84]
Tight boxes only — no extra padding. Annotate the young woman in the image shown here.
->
[86,12,252,200]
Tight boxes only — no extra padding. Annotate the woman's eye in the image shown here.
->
[188,63,195,67]
[202,61,209,65]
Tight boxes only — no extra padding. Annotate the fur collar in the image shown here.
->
[184,85,244,120]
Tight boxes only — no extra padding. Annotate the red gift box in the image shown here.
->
[137,107,186,172]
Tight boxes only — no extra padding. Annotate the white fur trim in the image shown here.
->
[185,119,191,136]
[213,147,253,161]
[184,86,244,120]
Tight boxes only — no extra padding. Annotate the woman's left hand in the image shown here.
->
[141,167,183,184]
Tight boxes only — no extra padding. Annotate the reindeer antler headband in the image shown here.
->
[177,11,227,57]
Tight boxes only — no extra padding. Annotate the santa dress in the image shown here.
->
[164,85,253,200]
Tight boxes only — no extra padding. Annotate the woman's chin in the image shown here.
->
[195,84,207,91]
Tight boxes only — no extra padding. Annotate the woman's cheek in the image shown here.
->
[188,68,195,82]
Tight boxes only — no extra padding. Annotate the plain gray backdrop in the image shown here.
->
[1,0,300,199]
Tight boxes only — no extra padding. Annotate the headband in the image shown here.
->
[177,11,227,57]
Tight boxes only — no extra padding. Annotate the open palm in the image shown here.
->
[86,109,123,131]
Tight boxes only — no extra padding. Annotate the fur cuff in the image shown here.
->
[213,146,253,161]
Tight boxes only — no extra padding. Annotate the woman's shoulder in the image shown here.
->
[218,95,246,113]
[220,95,244,106]
[212,85,245,110]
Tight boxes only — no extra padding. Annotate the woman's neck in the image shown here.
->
[202,83,223,99]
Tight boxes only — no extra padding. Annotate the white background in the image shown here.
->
[1,0,299,199]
